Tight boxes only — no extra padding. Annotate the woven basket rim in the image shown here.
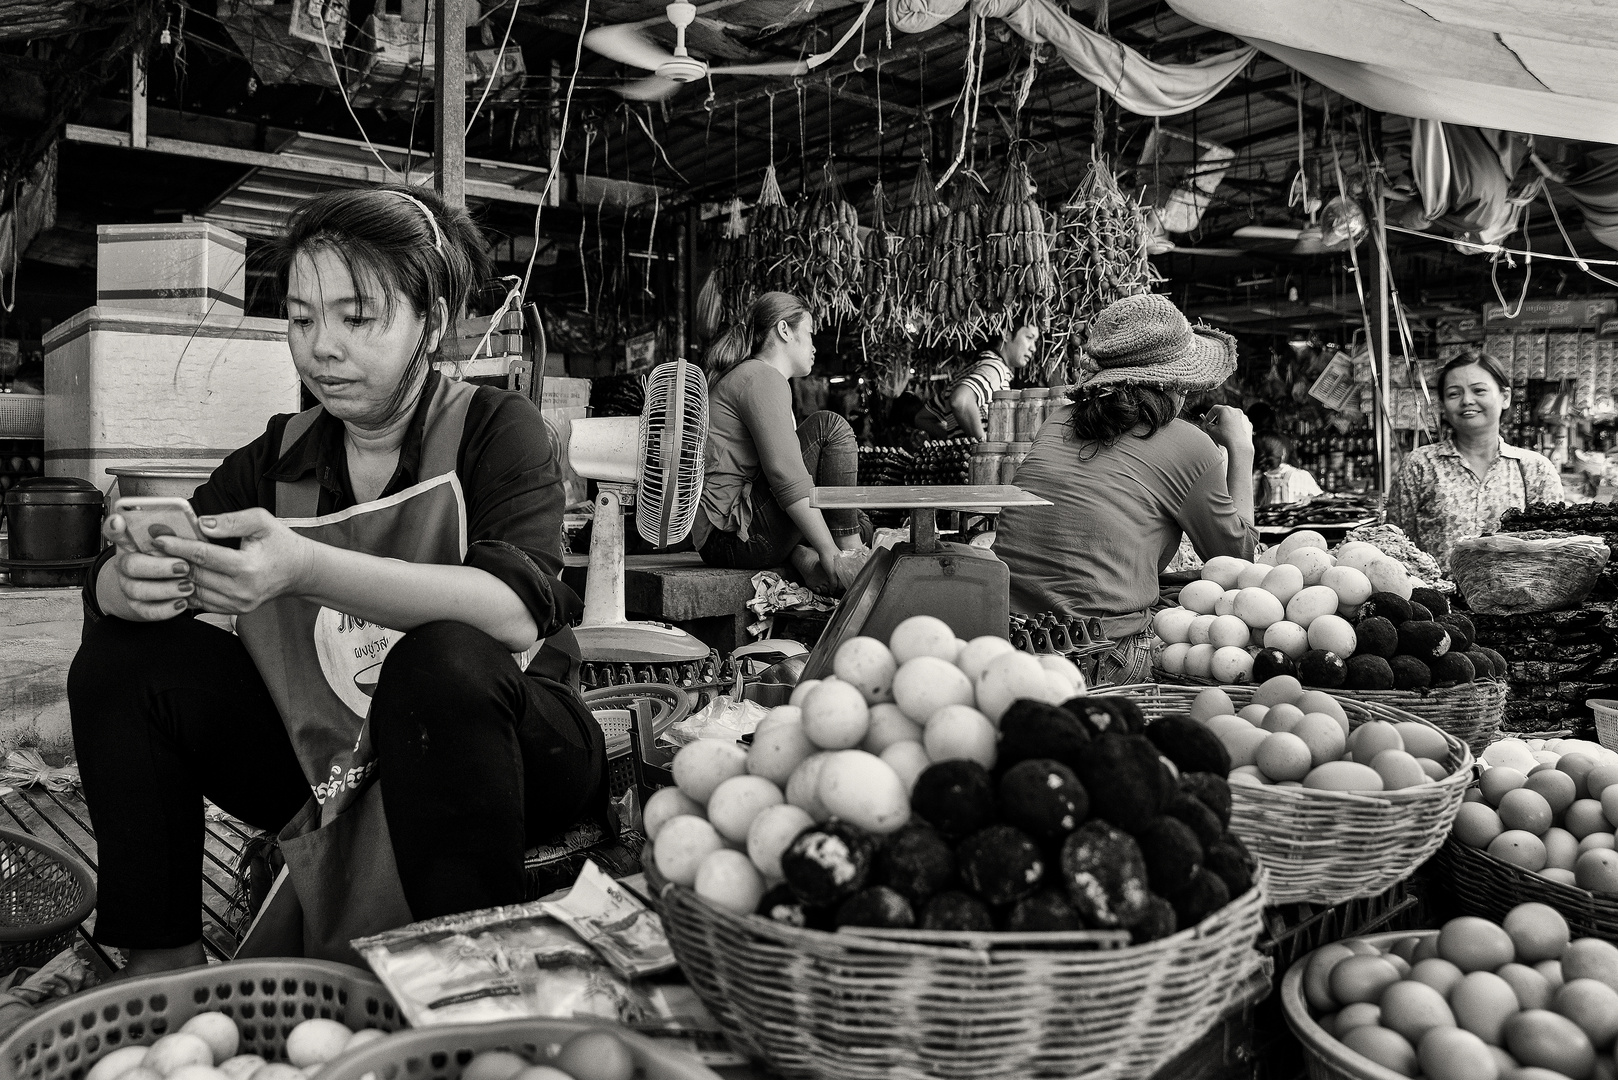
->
[645,845,1268,960]
[320,1019,718,1080]
[1280,930,1437,1080]
[0,826,96,945]
[1443,836,1618,912]
[1112,683,1477,804]
[1151,670,1506,701]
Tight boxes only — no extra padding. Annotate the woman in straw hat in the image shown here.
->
[995,293,1257,685]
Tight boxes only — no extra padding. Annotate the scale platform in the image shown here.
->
[799,485,1052,681]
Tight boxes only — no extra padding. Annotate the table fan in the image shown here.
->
[567,358,712,664]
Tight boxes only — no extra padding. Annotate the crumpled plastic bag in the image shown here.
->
[666,696,769,746]
[1,751,78,793]
[1451,532,1612,615]
[747,571,834,617]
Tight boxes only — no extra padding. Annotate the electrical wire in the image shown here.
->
[1541,186,1618,290]
[522,0,588,298]
[465,0,521,134]
[317,20,397,177]
[1489,205,1532,321]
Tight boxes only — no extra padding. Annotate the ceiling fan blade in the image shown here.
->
[615,74,685,101]
[1166,247,1250,258]
[1233,225,1305,241]
[708,59,811,76]
[583,24,675,72]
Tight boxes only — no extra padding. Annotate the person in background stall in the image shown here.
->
[1387,351,1561,572]
[899,323,1041,442]
[994,294,1256,685]
[692,291,870,594]
[68,186,609,974]
[1254,434,1324,506]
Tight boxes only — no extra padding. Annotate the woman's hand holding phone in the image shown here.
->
[102,512,198,622]
[149,508,315,615]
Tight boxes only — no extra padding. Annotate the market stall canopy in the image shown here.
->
[1167,0,1618,145]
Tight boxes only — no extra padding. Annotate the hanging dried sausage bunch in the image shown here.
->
[1049,151,1161,367]
[748,164,800,296]
[925,175,988,349]
[861,180,904,344]
[800,159,863,325]
[984,153,1056,338]
[697,199,751,339]
[895,159,948,334]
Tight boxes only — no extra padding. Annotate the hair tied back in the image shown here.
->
[382,190,445,254]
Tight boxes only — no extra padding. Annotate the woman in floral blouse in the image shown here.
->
[1387,353,1561,572]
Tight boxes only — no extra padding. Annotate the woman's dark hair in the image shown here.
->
[269,185,493,422]
[1064,383,1180,458]
[702,291,811,385]
[1254,434,1292,506]
[1437,352,1510,400]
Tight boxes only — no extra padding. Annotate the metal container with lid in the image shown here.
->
[2,476,104,587]
[987,390,1020,442]
[1016,387,1051,441]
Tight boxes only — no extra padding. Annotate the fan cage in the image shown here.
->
[637,359,708,547]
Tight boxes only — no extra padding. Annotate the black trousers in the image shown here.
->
[68,615,607,950]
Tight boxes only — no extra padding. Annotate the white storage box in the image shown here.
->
[43,307,299,492]
[96,223,248,317]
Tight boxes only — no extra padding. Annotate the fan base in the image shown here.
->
[575,622,713,664]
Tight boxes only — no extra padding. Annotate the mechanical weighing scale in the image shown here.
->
[798,484,1052,681]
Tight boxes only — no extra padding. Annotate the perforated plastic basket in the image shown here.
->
[0,828,96,976]
[318,1019,719,1080]
[1,959,400,1080]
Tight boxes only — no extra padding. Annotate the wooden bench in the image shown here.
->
[561,552,766,655]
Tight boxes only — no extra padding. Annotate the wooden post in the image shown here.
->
[433,0,466,208]
[131,50,148,150]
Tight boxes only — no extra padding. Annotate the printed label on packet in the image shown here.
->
[540,861,678,980]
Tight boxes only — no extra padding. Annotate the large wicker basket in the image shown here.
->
[1121,683,1473,906]
[0,828,96,976]
[1438,837,1618,939]
[1155,671,1505,758]
[2,958,400,1080]
[643,855,1268,1080]
[1281,931,1437,1080]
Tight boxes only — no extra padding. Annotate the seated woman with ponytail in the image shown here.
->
[693,292,869,593]
[68,185,608,973]
[995,295,1257,685]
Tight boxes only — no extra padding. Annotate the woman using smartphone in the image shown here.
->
[69,186,607,972]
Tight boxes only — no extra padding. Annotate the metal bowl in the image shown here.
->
[106,464,215,499]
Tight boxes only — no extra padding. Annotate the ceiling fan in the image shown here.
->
[584,0,875,101]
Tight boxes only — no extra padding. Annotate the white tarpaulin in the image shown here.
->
[890,0,1255,117]
[1168,0,1618,144]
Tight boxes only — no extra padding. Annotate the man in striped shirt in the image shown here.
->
[905,324,1040,441]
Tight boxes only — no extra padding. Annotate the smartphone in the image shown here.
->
[113,496,205,555]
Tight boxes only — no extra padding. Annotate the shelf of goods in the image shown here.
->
[641,616,1268,1080]
[1440,733,1618,941]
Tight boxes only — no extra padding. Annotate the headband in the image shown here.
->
[384,189,445,253]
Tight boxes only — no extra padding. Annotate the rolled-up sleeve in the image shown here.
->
[460,390,579,638]
[1175,458,1257,562]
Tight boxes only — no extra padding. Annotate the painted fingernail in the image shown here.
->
[173,599,188,611]
[178,582,194,594]
[173,562,188,575]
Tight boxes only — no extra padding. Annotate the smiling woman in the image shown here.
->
[66,185,611,976]
[1386,351,1563,572]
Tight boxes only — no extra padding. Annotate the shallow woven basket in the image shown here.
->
[1281,931,1436,1080]
[0,828,96,976]
[1438,837,1618,940]
[1154,672,1505,758]
[2,958,400,1080]
[1121,683,1473,906]
[1592,699,1618,753]
[643,854,1268,1080]
[319,1019,718,1080]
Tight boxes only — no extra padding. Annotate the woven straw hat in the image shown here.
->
[1081,293,1237,392]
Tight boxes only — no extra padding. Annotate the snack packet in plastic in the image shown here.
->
[539,861,676,980]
